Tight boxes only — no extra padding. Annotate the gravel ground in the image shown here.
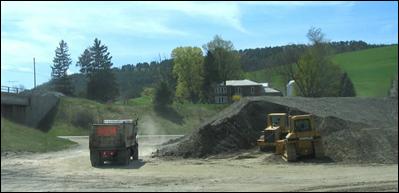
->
[1,136,397,192]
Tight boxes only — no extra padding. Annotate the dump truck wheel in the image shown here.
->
[284,143,297,162]
[133,144,139,160]
[313,140,324,158]
[118,150,129,165]
[90,150,101,167]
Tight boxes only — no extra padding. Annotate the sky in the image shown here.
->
[1,1,398,89]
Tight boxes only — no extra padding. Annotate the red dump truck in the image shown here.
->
[89,119,139,167]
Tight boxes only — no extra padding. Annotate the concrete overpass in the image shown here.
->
[1,86,62,131]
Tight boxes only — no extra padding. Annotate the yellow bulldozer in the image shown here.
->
[257,113,324,161]
[256,113,289,151]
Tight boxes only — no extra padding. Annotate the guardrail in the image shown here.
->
[1,86,25,94]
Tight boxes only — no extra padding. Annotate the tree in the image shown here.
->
[277,45,307,86]
[202,35,234,52]
[77,38,119,102]
[87,70,119,102]
[76,48,92,76]
[213,47,242,84]
[201,35,242,101]
[153,80,174,107]
[202,50,219,102]
[290,27,343,97]
[339,72,356,97]
[51,40,74,95]
[307,27,325,45]
[172,46,204,102]
[90,38,113,72]
[294,49,341,97]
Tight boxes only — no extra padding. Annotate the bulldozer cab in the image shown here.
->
[286,114,319,138]
[267,113,287,129]
[293,119,311,132]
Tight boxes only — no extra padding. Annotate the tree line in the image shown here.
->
[239,40,384,72]
[50,35,243,105]
[50,29,380,104]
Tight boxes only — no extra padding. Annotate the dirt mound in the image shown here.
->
[156,97,398,163]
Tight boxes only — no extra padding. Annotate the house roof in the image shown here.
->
[260,83,269,87]
[222,79,261,86]
[264,87,281,93]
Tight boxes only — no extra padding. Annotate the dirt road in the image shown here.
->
[1,136,398,192]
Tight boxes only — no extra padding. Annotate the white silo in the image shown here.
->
[286,80,295,97]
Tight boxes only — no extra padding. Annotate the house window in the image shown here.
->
[235,87,241,94]
[251,87,255,95]
[217,87,227,94]
[217,96,226,104]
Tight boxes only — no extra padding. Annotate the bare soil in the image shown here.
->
[1,136,397,192]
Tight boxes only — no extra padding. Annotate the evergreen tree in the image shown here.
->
[76,48,93,76]
[153,80,174,108]
[51,40,74,95]
[202,50,218,102]
[87,70,119,102]
[90,38,113,71]
[77,38,119,102]
[339,72,356,97]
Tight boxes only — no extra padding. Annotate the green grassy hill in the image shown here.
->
[49,96,227,136]
[332,45,398,96]
[245,45,398,97]
[1,117,76,152]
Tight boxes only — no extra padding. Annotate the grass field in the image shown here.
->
[1,117,76,152]
[332,45,398,96]
[245,45,398,97]
[49,96,228,136]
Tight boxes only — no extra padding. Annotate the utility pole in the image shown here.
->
[33,57,36,88]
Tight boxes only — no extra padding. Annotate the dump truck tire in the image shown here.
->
[90,150,101,167]
[313,140,324,158]
[133,144,139,160]
[118,149,129,165]
[284,143,297,162]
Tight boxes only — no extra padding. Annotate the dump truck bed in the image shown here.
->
[90,120,138,149]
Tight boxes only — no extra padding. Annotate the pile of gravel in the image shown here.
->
[156,96,398,163]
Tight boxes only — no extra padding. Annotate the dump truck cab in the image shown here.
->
[89,118,139,167]
[256,113,288,151]
[275,114,324,162]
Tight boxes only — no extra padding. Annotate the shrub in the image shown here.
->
[71,110,94,129]
[232,95,241,102]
